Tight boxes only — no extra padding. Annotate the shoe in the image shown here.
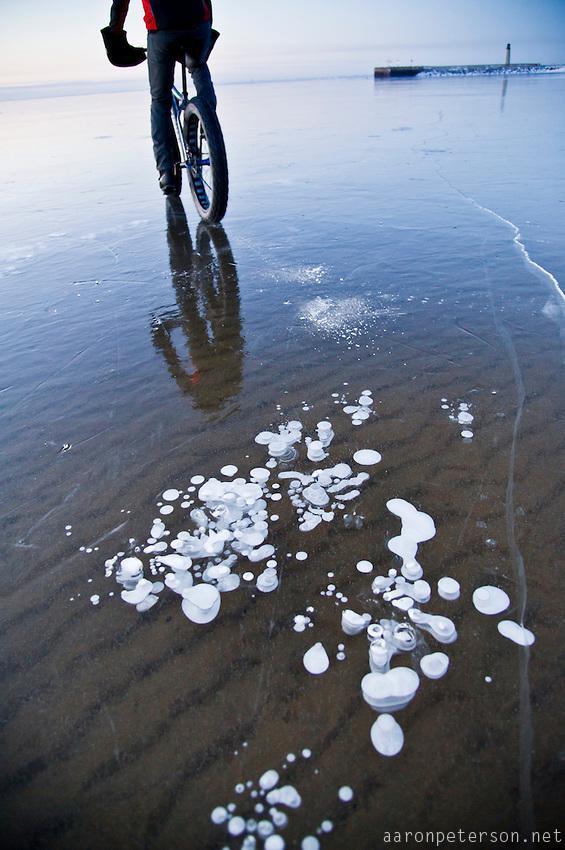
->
[159,169,177,195]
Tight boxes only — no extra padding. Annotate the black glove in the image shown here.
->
[101,27,146,68]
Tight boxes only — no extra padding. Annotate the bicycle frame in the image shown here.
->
[171,61,189,171]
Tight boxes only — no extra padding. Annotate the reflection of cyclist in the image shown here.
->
[102,1,218,195]
[151,197,244,412]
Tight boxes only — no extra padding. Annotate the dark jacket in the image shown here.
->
[109,0,212,32]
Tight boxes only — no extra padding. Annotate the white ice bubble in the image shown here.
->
[472,585,510,615]
[338,786,354,802]
[119,556,143,578]
[420,652,450,679]
[361,667,420,711]
[296,551,308,561]
[457,411,474,424]
[221,465,238,477]
[163,489,180,501]
[190,475,205,485]
[342,609,371,636]
[250,467,270,483]
[160,505,174,516]
[228,816,246,836]
[121,578,153,605]
[259,769,280,791]
[243,572,254,581]
[497,620,535,646]
[90,595,100,606]
[303,642,330,675]
[181,584,221,624]
[437,576,460,600]
[157,554,192,572]
[408,609,457,644]
[353,449,382,466]
[265,836,285,850]
[301,838,320,850]
[461,430,474,439]
[356,560,373,574]
[211,806,229,824]
[370,714,404,757]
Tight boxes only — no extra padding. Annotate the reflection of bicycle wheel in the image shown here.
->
[195,222,238,308]
[184,97,229,224]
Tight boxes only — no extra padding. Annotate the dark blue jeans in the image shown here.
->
[147,24,217,173]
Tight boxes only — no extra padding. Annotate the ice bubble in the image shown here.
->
[301,838,320,850]
[401,560,423,580]
[369,640,389,672]
[259,769,280,791]
[303,642,330,675]
[257,568,279,593]
[249,545,276,563]
[356,559,373,573]
[438,576,460,600]
[217,573,241,593]
[211,806,229,824]
[121,578,153,605]
[353,449,382,466]
[472,585,510,615]
[163,489,180,501]
[221,465,238,477]
[255,431,278,445]
[150,520,166,539]
[420,652,450,679]
[228,816,246,836]
[160,505,174,516]
[265,836,285,850]
[243,571,254,581]
[296,551,308,561]
[119,556,143,578]
[342,609,371,636]
[461,430,474,439]
[258,820,275,837]
[497,620,535,646]
[408,609,457,643]
[157,554,192,572]
[338,786,354,802]
[370,714,404,756]
[164,571,193,594]
[302,483,329,507]
[307,441,327,462]
[250,467,270,483]
[361,667,420,711]
[457,411,474,424]
[266,785,302,808]
[181,584,221,624]
[90,595,100,606]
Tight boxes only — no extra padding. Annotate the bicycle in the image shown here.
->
[170,50,229,224]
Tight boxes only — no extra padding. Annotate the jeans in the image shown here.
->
[147,24,217,173]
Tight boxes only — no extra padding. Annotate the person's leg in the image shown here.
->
[190,63,217,110]
[147,31,177,174]
[182,22,217,109]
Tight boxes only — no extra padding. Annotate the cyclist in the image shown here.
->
[102,1,218,195]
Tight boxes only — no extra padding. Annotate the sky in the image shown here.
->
[0,0,564,86]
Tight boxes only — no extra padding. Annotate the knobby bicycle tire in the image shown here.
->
[183,97,229,224]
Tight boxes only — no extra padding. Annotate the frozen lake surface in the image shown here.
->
[1,74,564,848]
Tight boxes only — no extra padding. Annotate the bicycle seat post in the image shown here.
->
[181,55,188,100]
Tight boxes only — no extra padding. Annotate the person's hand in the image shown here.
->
[101,27,146,67]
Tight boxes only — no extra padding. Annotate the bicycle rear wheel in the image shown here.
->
[183,97,229,224]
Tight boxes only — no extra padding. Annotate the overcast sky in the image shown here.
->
[1,0,564,86]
